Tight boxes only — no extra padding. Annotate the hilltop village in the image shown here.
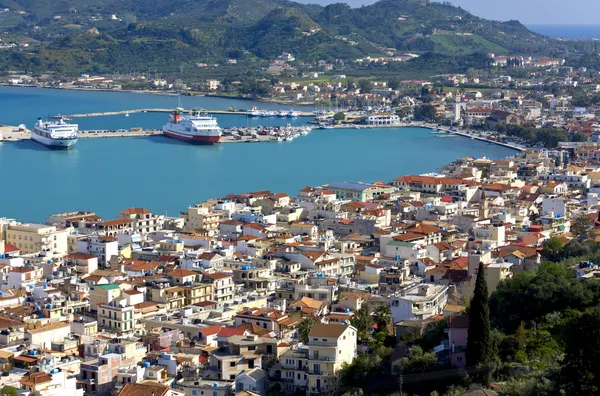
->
[0,143,597,395]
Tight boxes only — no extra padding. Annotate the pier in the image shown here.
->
[0,123,525,151]
[53,108,314,119]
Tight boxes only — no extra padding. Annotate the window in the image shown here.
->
[230,362,236,367]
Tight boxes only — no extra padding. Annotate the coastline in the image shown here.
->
[0,122,524,153]
[0,83,316,107]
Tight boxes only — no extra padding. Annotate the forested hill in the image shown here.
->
[0,0,577,75]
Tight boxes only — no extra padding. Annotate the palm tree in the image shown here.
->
[350,307,372,339]
[298,317,314,343]
[373,305,392,333]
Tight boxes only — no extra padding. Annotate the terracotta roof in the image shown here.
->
[117,383,170,396]
[65,253,96,260]
[122,289,143,296]
[20,372,52,386]
[200,324,222,336]
[203,272,232,280]
[308,323,350,338]
[217,327,247,337]
[120,208,152,215]
[99,218,132,227]
[2,243,19,253]
[168,269,198,278]
[26,321,70,334]
[289,297,325,310]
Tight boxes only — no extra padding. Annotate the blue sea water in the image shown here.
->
[0,87,516,222]
[527,24,600,39]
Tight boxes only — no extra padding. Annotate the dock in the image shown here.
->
[54,108,314,119]
[0,125,30,141]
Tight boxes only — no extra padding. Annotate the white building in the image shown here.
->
[390,283,449,323]
[77,235,119,266]
[366,112,400,125]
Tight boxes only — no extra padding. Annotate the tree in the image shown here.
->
[0,387,18,396]
[540,236,564,261]
[350,307,372,339]
[358,79,373,94]
[400,346,437,374]
[571,212,593,239]
[298,318,314,343]
[466,262,493,370]
[560,307,600,394]
[413,105,437,121]
[333,112,346,122]
[373,305,391,333]
[388,77,401,90]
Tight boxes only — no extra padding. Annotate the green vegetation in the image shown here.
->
[0,0,581,76]
[466,263,493,368]
[336,235,600,395]
[0,386,19,396]
[298,317,314,344]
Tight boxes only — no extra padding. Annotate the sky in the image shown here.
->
[295,0,600,25]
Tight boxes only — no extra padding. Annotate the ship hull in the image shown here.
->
[163,129,221,144]
[31,132,77,150]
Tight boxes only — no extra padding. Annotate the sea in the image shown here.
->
[0,86,515,222]
[527,24,600,39]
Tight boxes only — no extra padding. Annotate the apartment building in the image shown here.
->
[390,283,449,323]
[306,324,357,394]
[97,299,135,334]
[119,208,165,235]
[5,223,69,255]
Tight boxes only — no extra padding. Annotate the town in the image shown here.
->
[0,138,597,395]
[3,52,598,147]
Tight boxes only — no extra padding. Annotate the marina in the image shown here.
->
[0,86,516,221]
[53,108,313,119]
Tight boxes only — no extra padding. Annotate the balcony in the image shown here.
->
[309,355,337,362]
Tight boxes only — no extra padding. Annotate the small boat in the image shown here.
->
[319,123,334,129]
[125,112,129,117]
[287,110,300,118]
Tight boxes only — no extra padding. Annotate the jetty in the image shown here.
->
[53,108,314,119]
[0,125,30,141]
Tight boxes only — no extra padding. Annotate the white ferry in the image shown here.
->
[31,118,78,149]
[162,109,221,144]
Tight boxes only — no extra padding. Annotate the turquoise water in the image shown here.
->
[527,24,600,39]
[0,87,516,222]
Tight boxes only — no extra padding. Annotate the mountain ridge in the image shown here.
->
[0,0,576,75]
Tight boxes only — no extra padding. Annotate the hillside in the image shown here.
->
[0,0,576,76]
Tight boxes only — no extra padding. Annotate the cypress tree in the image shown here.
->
[466,262,493,368]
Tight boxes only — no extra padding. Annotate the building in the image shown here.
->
[306,324,357,394]
[203,272,234,302]
[77,235,119,267]
[119,208,165,235]
[25,321,71,349]
[117,382,184,396]
[98,299,135,334]
[325,182,396,202]
[5,223,69,255]
[366,112,400,125]
[390,283,449,323]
